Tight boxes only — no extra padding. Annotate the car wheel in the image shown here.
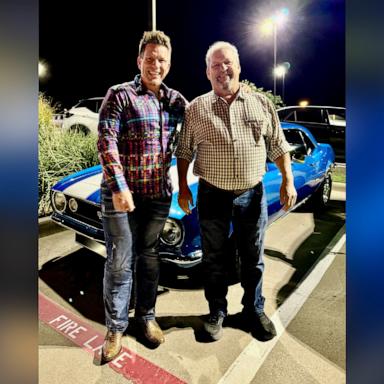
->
[312,172,332,210]
[70,124,90,135]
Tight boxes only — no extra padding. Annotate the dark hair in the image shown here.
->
[138,30,172,57]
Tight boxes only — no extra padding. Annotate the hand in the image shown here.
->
[280,180,297,211]
[177,186,194,215]
[112,190,135,212]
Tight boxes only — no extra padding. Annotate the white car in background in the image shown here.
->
[62,97,103,135]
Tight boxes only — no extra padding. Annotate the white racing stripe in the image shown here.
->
[62,164,199,200]
[218,225,346,384]
[63,173,102,200]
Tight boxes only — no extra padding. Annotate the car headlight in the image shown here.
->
[52,191,67,213]
[160,218,184,246]
[68,198,78,212]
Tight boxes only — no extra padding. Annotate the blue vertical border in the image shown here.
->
[1,1,384,383]
[0,1,38,383]
[347,1,384,383]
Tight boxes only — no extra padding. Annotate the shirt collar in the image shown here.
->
[134,74,171,100]
[211,86,245,104]
[237,87,246,100]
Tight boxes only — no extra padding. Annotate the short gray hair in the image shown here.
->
[205,41,240,66]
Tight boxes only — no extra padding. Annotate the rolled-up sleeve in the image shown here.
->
[265,98,292,161]
[97,88,129,193]
[175,106,195,163]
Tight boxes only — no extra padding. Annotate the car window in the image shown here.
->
[327,108,346,126]
[284,128,314,159]
[278,109,295,121]
[295,108,324,124]
[284,129,304,146]
[327,108,345,119]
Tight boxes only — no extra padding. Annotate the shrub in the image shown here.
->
[241,79,284,108]
[39,93,99,216]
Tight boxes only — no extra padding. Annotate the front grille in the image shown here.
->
[64,198,102,229]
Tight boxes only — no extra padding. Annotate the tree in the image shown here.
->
[241,79,284,108]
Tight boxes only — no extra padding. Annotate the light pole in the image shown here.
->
[274,62,290,103]
[260,8,289,96]
[274,65,287,102]
[152,0,156,30]
[147,0,156,30]
[273,23,277,97]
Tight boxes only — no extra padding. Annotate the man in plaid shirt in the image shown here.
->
[97,30,187,361]
[176,41,297,342]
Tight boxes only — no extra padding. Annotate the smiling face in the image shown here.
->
[206,47,241,98]
[137,43,171,94]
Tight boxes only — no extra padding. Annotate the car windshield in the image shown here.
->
[74,99,102,113]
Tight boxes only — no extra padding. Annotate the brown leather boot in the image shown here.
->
[138,319,165,346]
[102,330,123,362]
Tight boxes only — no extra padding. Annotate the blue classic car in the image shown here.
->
[50,123,335,270]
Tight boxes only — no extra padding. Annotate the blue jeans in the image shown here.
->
[101,184,171,332]
[197,181,268,316]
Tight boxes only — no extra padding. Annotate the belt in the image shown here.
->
[199,179,259,195]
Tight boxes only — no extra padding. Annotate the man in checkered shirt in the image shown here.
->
[176,41,297,342]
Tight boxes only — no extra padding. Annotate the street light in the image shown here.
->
[260,8,289,96]
[274,62,290,102]
[39,60,50,83]
[38,61,47,79]
[299,100,309,107]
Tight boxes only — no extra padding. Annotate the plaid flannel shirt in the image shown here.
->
[98,75,188,197]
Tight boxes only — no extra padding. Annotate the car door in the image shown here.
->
[264,128,313,223]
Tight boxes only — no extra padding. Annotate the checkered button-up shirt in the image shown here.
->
[175,89,291,190]
[97,75,188,197]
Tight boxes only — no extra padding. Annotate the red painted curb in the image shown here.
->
[39,292,186,384]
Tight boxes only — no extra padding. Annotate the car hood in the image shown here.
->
[52,160,199,218]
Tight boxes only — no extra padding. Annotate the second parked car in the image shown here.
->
[62,97,103,135]
[277,105,345,162]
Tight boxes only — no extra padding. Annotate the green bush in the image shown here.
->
[241,79,284,108]
[39,93,99,217]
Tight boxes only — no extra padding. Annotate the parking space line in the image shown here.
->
[218,225,346,384]
[39,292,186,384]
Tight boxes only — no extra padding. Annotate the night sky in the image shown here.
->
[39,0,345,110]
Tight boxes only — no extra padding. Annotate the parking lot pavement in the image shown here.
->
[218,228,345,384]
[259,242,346,384]
[38,184,345,384]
